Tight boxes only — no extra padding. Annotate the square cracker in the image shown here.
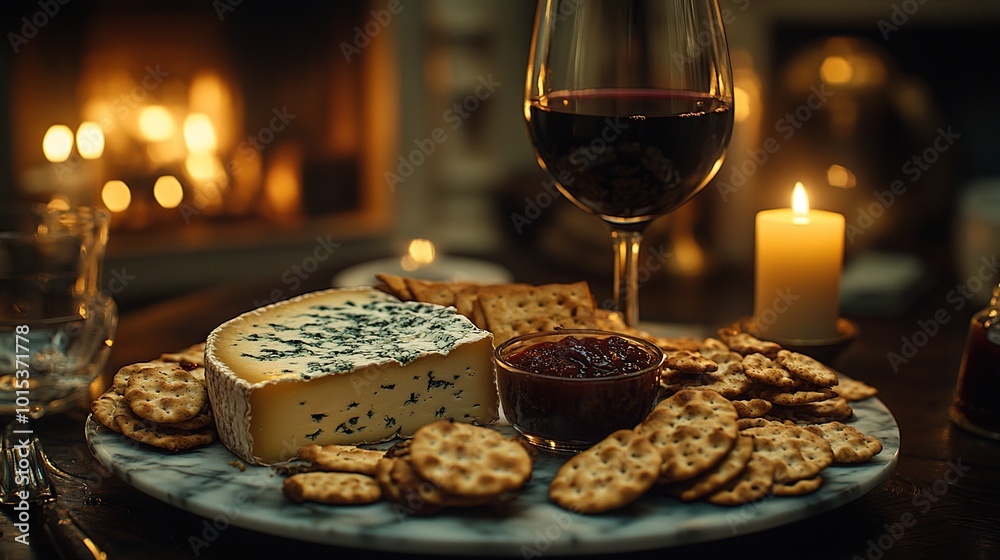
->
[403,278,477,307]
[374,274,413,300]
[476,281,597,344]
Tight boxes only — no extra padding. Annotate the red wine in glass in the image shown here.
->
[527,89,732,229]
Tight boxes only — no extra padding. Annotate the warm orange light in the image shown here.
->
[827,165,857,189]
[401,239,436,271]
[183,113,217,154]
[76,122,105,159]
[101,180,132,212]
[43,125,74,162]
[47,196,70,211]
[820,56,853,85]
[138,106,175,142]
[153,175,184,208]
[185,153,223,182]
[792,182,810,222]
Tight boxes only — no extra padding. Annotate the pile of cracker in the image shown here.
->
[282,420,534,513]
[375,274,625,344]
[550,387,883,513]
[548,327,884,514]
[91,343,216,451]
[656,327,878,425]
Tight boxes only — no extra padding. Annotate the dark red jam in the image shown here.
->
[505,335,659,378]
[497,333,661,450]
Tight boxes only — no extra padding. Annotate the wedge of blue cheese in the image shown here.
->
[205,287,498,464]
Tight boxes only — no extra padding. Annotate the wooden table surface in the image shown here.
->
[3,254,1000,560]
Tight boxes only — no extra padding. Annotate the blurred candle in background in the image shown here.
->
[754,183,845,340]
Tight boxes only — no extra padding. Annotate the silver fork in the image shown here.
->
[1,422,107,560]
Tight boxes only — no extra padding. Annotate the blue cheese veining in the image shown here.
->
[205,287,498,464]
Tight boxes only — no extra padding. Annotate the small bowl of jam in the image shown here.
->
[494,329,664,452]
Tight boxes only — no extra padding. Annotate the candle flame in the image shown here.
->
[792,182,810,215]
[401,238,436,271]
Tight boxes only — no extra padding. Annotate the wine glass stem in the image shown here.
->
[611,228,643,327]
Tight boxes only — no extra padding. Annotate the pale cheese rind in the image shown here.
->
[205,287,498,464]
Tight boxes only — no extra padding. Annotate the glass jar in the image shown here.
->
[950,282,1000,439]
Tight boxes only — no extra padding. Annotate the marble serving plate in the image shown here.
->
[85,382,899,557]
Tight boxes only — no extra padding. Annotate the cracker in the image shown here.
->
[638,389,738,483]
[731,398,772,419]
[549,429,661,514]
[652,336,702,352]
[384,456,489,509]
[594,309,629,333]
[804,422,883,464]
[834,377,879,401]
[742,424,833,483]
[403,278,476,307]
[114,410,215,451]
[91,391,127,433]
[756,387,837,406]
[663,350,718,374]
[124,365,207,424]
[282,472,381,505]
[775,350,838,388]
[477,282,596,344]
[113,361,170,394]
[297,444,385,475]
[698,338,730,354]
[661,360,752,399]
[737,417,787,430]
[453,286,484,327]
[408,421,532,499]
[706,452,775,506]
[159,342,206,368]
[157,408,214,431]
[742,353,797,388]
[772,397,853,423]
[772,476,823,496]
[666,435,754,502]
[717,328,781,358]
[375,273,414,300]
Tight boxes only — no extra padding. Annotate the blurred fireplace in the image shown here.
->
[4,1,397,265]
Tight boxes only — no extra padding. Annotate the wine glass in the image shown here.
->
[524,0,734,326]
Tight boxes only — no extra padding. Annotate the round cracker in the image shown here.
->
[804,422,883,464]
[666,434,755,502]
[706,452,776,506]
[408,421,532,499]
[549,430,661,514]
[742,353,798,388]
[114,410,215,451]
[833,377,878,401]
[282,471,381,505]
[638,389,739,483]
[124,365,207,424]
[756,387,837,406]
[91,391,127,433]
[159,342,206,368]
[773,475,823,496]
[296,444,385,475]
[742,424,833,483]
[775,350,837,388]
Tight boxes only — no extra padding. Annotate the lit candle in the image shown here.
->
[754,183,845,341]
